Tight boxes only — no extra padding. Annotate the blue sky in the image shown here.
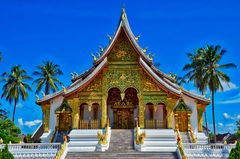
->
[0,0,240,134]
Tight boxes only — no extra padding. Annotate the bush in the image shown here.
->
[228,141,240,159]
[0,119,21,144]
[0,144,14,159]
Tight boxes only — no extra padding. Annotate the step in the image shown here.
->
[66,152,178,159]
[68,141,99,146]
[68,146,97,152]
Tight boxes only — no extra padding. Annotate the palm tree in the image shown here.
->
[183,45,237,143]
[32,61,63,95]
[201,45,237,143]
[183,49,210,142]
[1,65,32,122]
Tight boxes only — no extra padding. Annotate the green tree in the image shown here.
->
[228,141,240,159]
[182,48,210,141]
[201,45,236,143]
[1,65,32,122]
[0,104,8,120]
[0,118,21,143]
[0,145,14,159]
[183,45,237,143]
[33,61,63,95]
[237,120,240,137]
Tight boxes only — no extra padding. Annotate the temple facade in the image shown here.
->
[36,8,210,141]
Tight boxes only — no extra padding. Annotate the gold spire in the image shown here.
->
[121,4,125,20]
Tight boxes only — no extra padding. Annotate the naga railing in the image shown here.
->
[175,127,188,159]
[188,126,197,143]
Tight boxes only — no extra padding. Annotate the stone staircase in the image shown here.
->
[180,132,192,143]
[108,129,134,152]
[66,129,178,159]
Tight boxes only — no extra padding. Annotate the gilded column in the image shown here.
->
[174,113,178,128]
[42,103,50,132]
[197,103,206,132]
[166,97,178,129]
[187,113,192,130]
[101,92,107,128]
[72,98,80,129]
[138,92,144,128]
[68,99,75,129]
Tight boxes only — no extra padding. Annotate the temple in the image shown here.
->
[36,7,212,157]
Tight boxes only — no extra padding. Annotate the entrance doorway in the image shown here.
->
[59,113,72,131]
[174,99,192,132]
[107,87,138,129]
[55,100,72,131]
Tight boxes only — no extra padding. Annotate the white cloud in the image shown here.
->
[219,98,240,104]
[223,113,240,120]
[16,103,23,108]
[17,118,42,127]
[219,92,240,104]
[223,113,232,119]
[18,118,23,126]
[217,122,237,133]
[219,81,238,92]
[24,120,42,127]
[225,123,235,127]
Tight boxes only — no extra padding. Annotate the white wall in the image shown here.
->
[181,94,198,134]
[49,96,64,132]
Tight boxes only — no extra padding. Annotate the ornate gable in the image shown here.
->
[108,29,138,63]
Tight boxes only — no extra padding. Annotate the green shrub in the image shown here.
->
[0,144,14,159]
[0,119,21,144]
[228,141,240,159]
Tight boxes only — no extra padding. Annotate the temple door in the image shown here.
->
[178,112,188,132]
[59,113,72,131]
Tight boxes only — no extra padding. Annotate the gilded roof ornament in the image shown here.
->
[41,91,45,97]
[62,85,66,93]
[135,35,141,42]
[202,93,206,97]
[208,96,211,100]
[107,34,112,41]
[70,72,74,79]
[179,87,183,92]
[143,47,148,53]
[96,51,101,57]
[91,53,97,62]
[35,94,39,100]
[99,46,104,52]
[74,72,78,77]
[149,54,154,61]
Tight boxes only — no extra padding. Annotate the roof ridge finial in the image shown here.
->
[121,4,125,20]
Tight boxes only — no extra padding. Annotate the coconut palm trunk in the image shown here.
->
[12,99,17,122]
[204,111,210,143]
[212,90,216,143]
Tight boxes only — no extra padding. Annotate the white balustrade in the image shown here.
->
[183,143,236,158]
[0,143,61,158]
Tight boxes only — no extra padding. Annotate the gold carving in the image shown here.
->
[116,50,127,59]
[197,103,206,132]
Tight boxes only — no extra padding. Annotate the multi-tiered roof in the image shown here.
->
[37,8,210,105]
